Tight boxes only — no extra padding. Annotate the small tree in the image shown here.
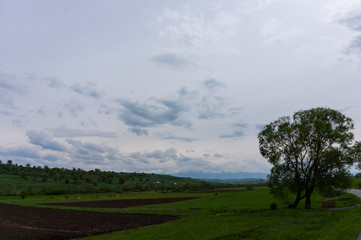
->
[42,173,49,182]
[20,171,27,180]
[20,190,29,200]
[258,107,360,209]
[118,175,126,185]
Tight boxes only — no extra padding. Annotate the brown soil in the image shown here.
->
[41,197,198,209]
[0,202,183,240]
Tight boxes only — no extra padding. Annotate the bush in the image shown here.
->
[270,202,277,210]
[20,190,29,200]
[246,185,253,191]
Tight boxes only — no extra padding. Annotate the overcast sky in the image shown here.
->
[1,0,361,175]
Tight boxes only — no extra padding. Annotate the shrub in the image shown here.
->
[20,190,29,200]
[270,202,277,210]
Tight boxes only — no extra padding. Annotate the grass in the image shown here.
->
[352,177,361,189]
[72,188,361,240]
[2,187,361,239]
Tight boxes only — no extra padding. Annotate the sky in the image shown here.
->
[1,0,361,177]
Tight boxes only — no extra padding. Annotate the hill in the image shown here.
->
[199,178,267,184]
[173,171,268,179]
[0,160,234,196]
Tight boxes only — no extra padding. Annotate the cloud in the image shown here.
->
[198,79,226,119]
[219,123,248,138]
[0,72,27,108]
[0,146,41,160]
[12,119,26,129]
[146,148,177,160]
[157,3,241,55]
[203,78,225,89]
[27,130,67,152]
[0,110,13,116]
[260,18,303,45]
[126,148,198,167]
[219,130,245,139]
[97,104,115,115]
[340,12,361,55]
[43,77,66,89]
[66,139,106,153]
[348,36,361,54]
[128,127,149,136]
[69,82,102,99]
[63,98,85,117]
[46,127,117,138]
[159,135,196,142]
[256,124,266,131]
[0,72,25,93]
[213,153,224,158]
[340,14,361,31]
[65,139,119,164]
[42,153,62,162]
[117,98,188,128]
[229,107,243,116]
[326,1,361,57]
[116,78,239,139]
[151,53,187,68]
[155,132,196,142]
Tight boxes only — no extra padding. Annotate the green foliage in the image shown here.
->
[270,202,277,210]
[0,161,232,196]
[20,190,29,200]
[42,173,49,182]
[118,175,126,185]
[258,107,360,209]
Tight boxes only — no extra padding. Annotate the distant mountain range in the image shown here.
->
[173,171,268,180]
[198,178,267,184]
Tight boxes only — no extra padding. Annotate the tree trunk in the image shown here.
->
[288,199,300,208]
[305,186,314,209]
[305,196,311,209]
[288,192,302,208]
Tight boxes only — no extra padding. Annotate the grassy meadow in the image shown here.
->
[1,187,361,240]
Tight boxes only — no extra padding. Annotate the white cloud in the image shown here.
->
[260,18,303,45]
[157,3,241,56]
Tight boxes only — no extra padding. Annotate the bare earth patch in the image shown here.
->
[41,197,199,209]
[0,202,183,240]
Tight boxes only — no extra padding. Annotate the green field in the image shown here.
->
[2,187,361,240]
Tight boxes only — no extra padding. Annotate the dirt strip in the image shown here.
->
[40,197,199,209]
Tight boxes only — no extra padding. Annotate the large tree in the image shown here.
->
[258,107,359,209]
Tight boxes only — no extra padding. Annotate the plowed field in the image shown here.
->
[0,201,183,240]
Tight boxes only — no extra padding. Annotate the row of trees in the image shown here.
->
[258,107,361,209]
[0,161,129,185]
[0,161,234,196]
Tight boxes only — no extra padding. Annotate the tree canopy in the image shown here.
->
[258,107,360,209]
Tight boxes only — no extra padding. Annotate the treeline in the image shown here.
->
[0,160,234,196]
